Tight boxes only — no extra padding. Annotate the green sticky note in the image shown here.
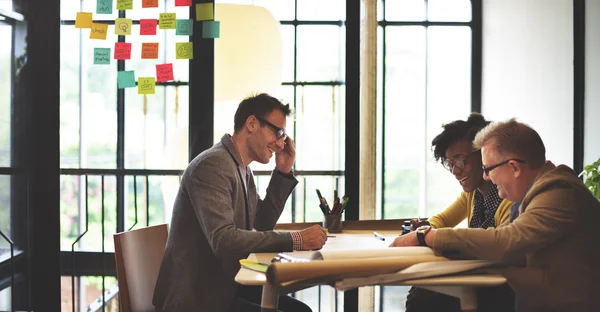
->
[93,48,111,65]
[96,0,113,14]
[116,0,133,10]
[176,19,193,36]
[201,21,220,38]
[195,3,213,21]
[239,259,269,273]
[117,70,136,89]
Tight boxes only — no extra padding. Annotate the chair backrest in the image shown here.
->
[114,224,168,312]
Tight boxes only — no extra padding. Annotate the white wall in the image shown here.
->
[585,0,600,166]
[481,0,574,167]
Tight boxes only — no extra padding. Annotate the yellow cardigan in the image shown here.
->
[428,191,513,229]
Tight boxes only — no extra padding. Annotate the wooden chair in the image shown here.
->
[114,224,168,312]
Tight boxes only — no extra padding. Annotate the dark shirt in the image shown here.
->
[469,184,503,229]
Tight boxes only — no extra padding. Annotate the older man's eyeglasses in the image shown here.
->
[482,159,526,176]
[255,116,288,141]
[442,150,478,172]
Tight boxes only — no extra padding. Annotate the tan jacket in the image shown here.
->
[434,162,600,311]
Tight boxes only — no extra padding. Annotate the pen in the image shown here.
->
[373,231,385,241]
[316,189,328,215]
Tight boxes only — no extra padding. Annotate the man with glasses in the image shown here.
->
[392,119,600,311]
[154,93,326,312]
[404,113,514,312]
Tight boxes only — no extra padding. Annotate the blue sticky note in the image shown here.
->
[117,70,136,89]
[97,0,113,14]
[201,21,220,38]
[93,48,111,65]
[176,19,193,36]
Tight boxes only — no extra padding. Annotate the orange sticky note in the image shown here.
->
[159,13,177,29]
[142,0,158,8]
[90,23,108,40]
[114,42,132,60]
[141,43,159,59]
[156,63,174,82]
[195,3,213,21]
[175,42,193,59]
[75,12,93,28]
[138,77,156,94]
[114,18,132,35]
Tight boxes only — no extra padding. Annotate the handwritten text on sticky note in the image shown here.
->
[159,13,177,29]
[114,18,132,35]
[114,42,132,60]
[142,0,158,8]
[75,12,93,28]
[156,63,174,82]
[175,42,193,59]
[195,3,213,21]
[96,0,113,14]
[176,19,193,36]
[90,23,109,40]
[116,0,133,10]
[138,77,156,94]
[140,19,157,35]
[141,43,159,59]
[117,70,136,89]
[93,48,111,65]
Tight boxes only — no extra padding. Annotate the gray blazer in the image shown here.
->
[153,134,298,312]
[434,162,600,311]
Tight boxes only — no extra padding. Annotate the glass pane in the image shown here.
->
[253,0,295,21]
[428,0,472,22]
[61,275,119,312]
[297,0,345,21]
[385,0,425,22]
[0,25,11,167]
[382,26,426,219]
[426,26,471,217]
[0,175,9,254]
[381,286,411,311]
[60,25,118,169]
[281,25,295,83]
[296,25,345,82]
[294,86,345,171]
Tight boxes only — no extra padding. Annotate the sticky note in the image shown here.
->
[175,42,193,60]
[159,13,177,29]
[195,3,213,21]
[114,18,132,35]
[239,259,269,273]
[93,48,111,65]
[75,12,93,28]
[201,21,219,38]
[114,42,132,60]
[140,19,157,35]
[138,77,156,94]
[141,43,159,59]
[156,63,174,82]
[117,70,136,89]
[96,0,113,14]
[116,0,132,10]
[142,0,158,8]
[90,23,109,40]
[176,19,193,36]
[175,0,192,6]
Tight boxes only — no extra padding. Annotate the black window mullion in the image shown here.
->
[116,10,126,233]
[471,0,483,113]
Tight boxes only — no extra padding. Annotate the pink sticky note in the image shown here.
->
[114,42,132,60]
[156,63,174,82]
[140,19,157,35]
[175,0,192,6]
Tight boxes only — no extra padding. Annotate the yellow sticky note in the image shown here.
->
[195,3,213,21]
[159,13,177,29]
[114,18,132,35]
[116,0,133,10]
[175,42,193,59]
[75,12,93,28]
[138,77,156,94]
[90,23,109,40]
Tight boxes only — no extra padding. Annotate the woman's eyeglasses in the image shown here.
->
[442,150,479,172]
[255,116,288,141]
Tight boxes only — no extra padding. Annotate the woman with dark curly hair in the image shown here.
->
[405,113,515,312]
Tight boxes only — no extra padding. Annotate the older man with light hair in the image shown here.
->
[391,118,600,311]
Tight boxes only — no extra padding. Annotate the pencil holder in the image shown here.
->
[323,214,342,233]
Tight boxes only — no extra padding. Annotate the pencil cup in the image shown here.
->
[323,214,342,233]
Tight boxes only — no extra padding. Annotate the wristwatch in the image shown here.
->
[416,225,432,246]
